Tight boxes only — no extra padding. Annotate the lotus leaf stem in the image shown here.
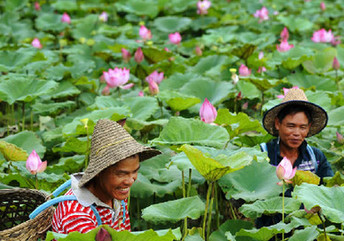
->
[202,181,213,240]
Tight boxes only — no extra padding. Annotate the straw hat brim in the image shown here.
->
[263,100,328,137]
[78,119,161,187]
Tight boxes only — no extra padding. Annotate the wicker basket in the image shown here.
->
[0,188,54,241]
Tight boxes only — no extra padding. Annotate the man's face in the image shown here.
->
[275,111,311,150]
[98,155,140,201]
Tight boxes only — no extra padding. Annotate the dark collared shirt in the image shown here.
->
[263,138,334,178]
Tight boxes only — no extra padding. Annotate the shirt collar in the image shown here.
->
[71,173,122,214]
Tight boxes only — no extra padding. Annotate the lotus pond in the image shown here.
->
[0,0,344,240]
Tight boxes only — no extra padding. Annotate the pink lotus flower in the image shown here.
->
[320,2,326,11]
[311,29,334,43]
[61,12,71,24]
[26,150,47,175]
[103,67,133,89]
[169,32,182,45]
[276,157,296,185]
[99,11,108,22]
[277,86,299,99]
[121,48,131,63]
[31,38,42,49]
[253,6,269,22]
[148,80,159,95]
[197,0,211,15]
[34,2,40,11]
[138,91,144,97]
[331,36,341,46]
[280,27,289,41]
[276,39,294,52]
[239,64,251,76]
[134,47,144,63]
[200,98,217,124]
[333,57,340,70]
[139,25,152,41]
[145,70,164,84]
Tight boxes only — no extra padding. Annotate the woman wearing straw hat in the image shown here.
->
[52,119,160,234]
[257,88,334,228]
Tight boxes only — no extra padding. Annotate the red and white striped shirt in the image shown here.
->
[52,175,130,234]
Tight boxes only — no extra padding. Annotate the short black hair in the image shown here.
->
[276,104,313,124]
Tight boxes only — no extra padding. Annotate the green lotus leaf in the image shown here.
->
[231,43,257,60]
[179,144,252,182]
[151,117,229,148]
[32,101,76,116]
[277,16,313,32]
[272,46,313,70]
[303,48,337,74]
[0,141,28,162]
[2,131,46,158]
[4,0,28,11]
[62,108,131,136]
[292,170,320,186]
[236,80,260,100]
[126,118,168,131]
[124,96,159,120]
[35,13,67,32]
[115,0,159,18]
[240,76,283,92]
[190,17,218,31]
[287,73,337,92]
[142,47,173,64]
[236,219,301,241]
[327,106,344,126]
[131,173,181,198]
[0,74,58,104]
[240,196,301,219]
[71,15,98,39]
[141,196,205,224]
[139,152,174,180]
[51,0,78,11]
[180,78,235,112]
[47,155,85,174]
[190,55,228,76]
[218,161,281,202]
[53,137,87,154]
[153,16,192,33]
[159,72,205,91]
[209,219,254,241]
[46,225,177,241]
[158,91,201,112]
[293,183,344,223]
[0,48,37,71]
[323,171,344,187]
[215,109,266,138]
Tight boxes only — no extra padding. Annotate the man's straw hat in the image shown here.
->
[262,88,328,137]
[79,119,161,187]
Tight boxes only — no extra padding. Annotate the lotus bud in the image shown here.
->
[95,227,112,241]
[200,98,217,124]
[336,131,344,144]
[276,157,296,185]
[333,57,340,70]
[61,12,71,24]
[148,80,159,95]
[26,150,47,175]
[134,47,144,63]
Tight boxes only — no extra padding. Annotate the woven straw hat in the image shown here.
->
[79,119,161,187]
[263,88,328,137]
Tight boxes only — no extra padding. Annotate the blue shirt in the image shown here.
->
[263,138,334,178]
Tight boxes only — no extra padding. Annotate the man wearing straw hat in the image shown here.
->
[257,88,334,228]
[52,119,160,234]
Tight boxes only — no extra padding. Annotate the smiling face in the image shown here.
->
[90,154,140,204]
[275,111,311,150]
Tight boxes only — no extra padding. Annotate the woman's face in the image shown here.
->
[95,155,140,202]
